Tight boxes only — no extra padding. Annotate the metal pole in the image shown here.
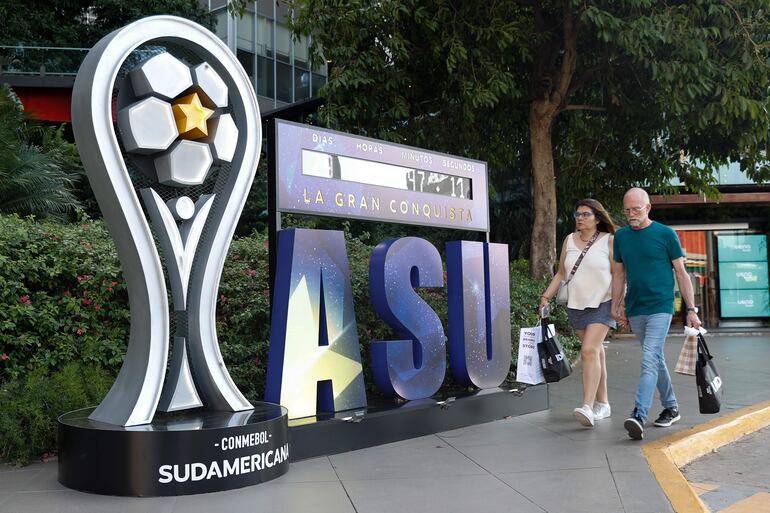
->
[272,1,277,108]
[267,118,280,308]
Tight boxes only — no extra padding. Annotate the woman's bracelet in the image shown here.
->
[540,295,550,300]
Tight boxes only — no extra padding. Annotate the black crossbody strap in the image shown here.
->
[564,231,600,284]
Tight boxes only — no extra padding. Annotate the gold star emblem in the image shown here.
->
[172,93,214,140]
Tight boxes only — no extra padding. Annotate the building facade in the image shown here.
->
[653,164,770,329]
[0,1,327,121]
[207,0,327,114]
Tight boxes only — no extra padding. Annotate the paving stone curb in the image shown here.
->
[641,400,770,513]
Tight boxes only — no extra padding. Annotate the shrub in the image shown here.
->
[0,363,112,463]
[0,86,83,220]
[0,214,129,382]
[507,260,580,384]
[0,214,576,462]
[215,231,272,402]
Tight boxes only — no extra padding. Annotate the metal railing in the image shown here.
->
[0,45,89,76]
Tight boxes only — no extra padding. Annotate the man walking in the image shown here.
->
[612,188,701,440]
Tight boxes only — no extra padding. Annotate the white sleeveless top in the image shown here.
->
[563,233,612,310]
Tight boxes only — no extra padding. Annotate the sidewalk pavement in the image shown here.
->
[683,424,770,511]
[1,334,769,513]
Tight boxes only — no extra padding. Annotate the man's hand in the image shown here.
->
[686,311,702,329]
[611,303,624,322]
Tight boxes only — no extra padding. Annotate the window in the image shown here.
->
[257,16,274,57]
[237,11,255,51]
[237,49,255,81]
[257,55,274,99]
[209,5,327,105]
[294,35,309,69]
[275,23,291,63]
[312,73,326,97]
[276,62,292,102]
[294,68,310,101]
[214,9,228,42]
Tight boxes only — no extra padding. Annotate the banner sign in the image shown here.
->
[717,234,768,262]
[718,261,769,290]
[717,234,769,318]
[273,120,489,232]
[64,14,516,495]
[720,288,770,317]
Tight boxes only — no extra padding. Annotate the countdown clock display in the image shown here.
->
[273,120,489,232]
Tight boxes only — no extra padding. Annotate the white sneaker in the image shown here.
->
[593,402,611,420]
[573,404,595,427]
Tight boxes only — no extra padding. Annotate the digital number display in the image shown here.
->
[302,149,472,199]
[406,169,472,199]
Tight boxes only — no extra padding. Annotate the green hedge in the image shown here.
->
[0,216,129,382]
[0,364,113,462]
[0,214,576,462]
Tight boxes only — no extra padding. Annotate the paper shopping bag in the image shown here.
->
[675,335,697,376]
[516,326,545,384]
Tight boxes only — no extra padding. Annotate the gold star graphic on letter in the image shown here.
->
[172,92,214,140]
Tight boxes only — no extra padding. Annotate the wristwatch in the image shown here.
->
[687,306,699,314]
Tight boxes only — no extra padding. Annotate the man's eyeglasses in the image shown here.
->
[573,211,595,219]
[623,206,646,215]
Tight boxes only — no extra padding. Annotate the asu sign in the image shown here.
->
[265,232,512,419]
[265,123,511,420]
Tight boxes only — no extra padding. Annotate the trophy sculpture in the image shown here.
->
[58,16,289,497]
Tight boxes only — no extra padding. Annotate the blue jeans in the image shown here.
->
[628,313,677,423]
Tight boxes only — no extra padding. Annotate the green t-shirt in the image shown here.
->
[613,221,684,316]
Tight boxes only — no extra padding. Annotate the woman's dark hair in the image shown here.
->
[575,198,617,234]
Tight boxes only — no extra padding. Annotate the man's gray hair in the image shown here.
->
[624,187,650,205]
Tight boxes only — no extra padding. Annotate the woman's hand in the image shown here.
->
[611,302,624,322]
[611,303,627,327]
[538,295,550,311]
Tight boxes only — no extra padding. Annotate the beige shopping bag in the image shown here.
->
[675,335,697,375]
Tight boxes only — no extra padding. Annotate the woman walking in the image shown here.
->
[539,199,622,427]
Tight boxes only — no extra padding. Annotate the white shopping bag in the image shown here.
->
[516,324,553,385]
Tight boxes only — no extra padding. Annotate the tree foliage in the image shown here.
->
[289,0,770,277]
[0,86,82,220]
[0,0,214,47]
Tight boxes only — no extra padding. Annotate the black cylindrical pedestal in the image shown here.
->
[58,403,289,496]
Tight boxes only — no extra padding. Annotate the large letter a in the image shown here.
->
[265,229,367,419]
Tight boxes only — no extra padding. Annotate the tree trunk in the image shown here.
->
[528,100,557,280]
[527,1,577,280]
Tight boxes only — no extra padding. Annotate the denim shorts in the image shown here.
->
[567,300,617,330]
